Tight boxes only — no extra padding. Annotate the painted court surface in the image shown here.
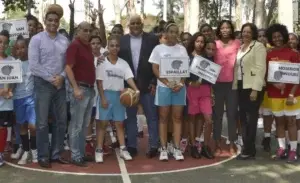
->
[2,119,300,183]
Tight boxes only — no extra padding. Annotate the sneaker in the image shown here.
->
[201,145,215,159]
[11,147,23,159]
[276,147,286,159]
[190,145,201,159]
[173,148,184,161]
[159,148,168,161]
[287,150,297,163]
[0,153,4,167]
[18,151,29,165]
[31,149,38,163]
[195,140,202,153]
[95,149,104,163]
[120,148,132,161]
[236,135,243,146]
[167,142,174,155]
[179,139,188,153]
[226,139,230,145]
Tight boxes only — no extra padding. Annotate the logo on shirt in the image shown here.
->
[106,70,124,79]
[171,60,183,70]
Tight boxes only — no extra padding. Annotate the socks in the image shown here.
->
[0,128,7,152]
[30,136,36,150]
[20,134,29,151]
[6,127,11,142]
[264,133,271,138]
[86,135,92,141]
[278,138,286,149]
[290,141,297,151]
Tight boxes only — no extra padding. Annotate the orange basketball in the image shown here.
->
[120,88,139,107]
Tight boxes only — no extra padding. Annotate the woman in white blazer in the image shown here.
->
[232,23,267,160]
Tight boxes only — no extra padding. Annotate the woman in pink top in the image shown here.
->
[213,20,240,155]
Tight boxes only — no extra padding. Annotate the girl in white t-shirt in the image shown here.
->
[95,35,140,163]
[149,22,189,161]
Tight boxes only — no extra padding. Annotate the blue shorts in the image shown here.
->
[155,85,186,106]
[95,90,126,122]
[13,95,36,125]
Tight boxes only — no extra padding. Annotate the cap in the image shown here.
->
[45,4,64,19]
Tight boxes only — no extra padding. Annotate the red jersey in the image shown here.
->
[266,47,299,98]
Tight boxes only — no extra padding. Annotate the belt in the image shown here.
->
[77,82,94,88]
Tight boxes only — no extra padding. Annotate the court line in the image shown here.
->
[115,149,131,183]
[4,136,239,177]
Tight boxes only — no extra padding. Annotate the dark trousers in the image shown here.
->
[238,81,264,156]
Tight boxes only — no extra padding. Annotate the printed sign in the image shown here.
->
[190,56,221,84]
[0,61,23,83]
[0,19,29,40]
[267,61,300,84]
[159,57,190,78]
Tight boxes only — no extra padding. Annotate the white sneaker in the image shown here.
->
[159,149,168,161]
[120,149,132,161]
[95,149,104,163]
[18,151,29,165]
[173,148,184,161]
[167,142,174,155]
[237,135,243,146]
[226,139,230,145]
[11,147,23,159]
[31,149,38,163]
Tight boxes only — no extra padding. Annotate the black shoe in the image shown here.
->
[38,159,51,168]
[138,131,144,138]
[127,147,138,157]
[297,144,300,157]
[236,153,255,160]
[71,158,87,167]
[146,148,158,158]
[83,156,94,162]
[51,157,69,164]
[261,137,271,152]
[190,146,201,159]
[201,145,215,159]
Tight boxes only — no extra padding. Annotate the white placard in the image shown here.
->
[267,61,300,84]
[190,56,221,84]
[0,19,29,40]
[0,61,22,84]
[159,57,190,78]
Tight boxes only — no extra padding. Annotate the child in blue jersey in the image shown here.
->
[0,30,15,167]
[10,36,37,165]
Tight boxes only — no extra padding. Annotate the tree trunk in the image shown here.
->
[27,0,32,15]
[184,0,190,32]
[126,0,136,15]
[113,0,121,24]
[235,0,242,30]
[255,0,267,28]
[267,0,278,26]
[229,0,233,21]
[140,0,145,18]
[189,0,199,34]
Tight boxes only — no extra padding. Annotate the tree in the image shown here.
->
[126,0,136,15]
[183,0,190,32]
[235,0,242,30]
[189,0,199,34]
[60,17,70,31]
[153,0,183,21]
[6,8,26,19]
[1,0,36,14]
[255,0,267,28]
[113,0,121,24]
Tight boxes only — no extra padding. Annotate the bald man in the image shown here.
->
[65,21,95,167]
[118,14,160,158]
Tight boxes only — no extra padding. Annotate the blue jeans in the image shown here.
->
[34,76,67,160]
[125,93,158,149]
[69,86,95,161]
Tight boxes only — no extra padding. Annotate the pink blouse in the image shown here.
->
[215,39,240,82]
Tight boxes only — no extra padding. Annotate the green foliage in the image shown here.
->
[1,0,36,12]
[153,0,183,21]
[6,8,26,19]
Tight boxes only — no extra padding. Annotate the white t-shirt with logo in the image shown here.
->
[96,57,134,91]
[149,44,189,88]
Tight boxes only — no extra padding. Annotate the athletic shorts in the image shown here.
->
[13,95,36,125]
[155,85,186,106]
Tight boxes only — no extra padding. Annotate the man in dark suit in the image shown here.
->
[119,15,159,158]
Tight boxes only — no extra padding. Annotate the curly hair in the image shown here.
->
[215,20,235,40]
[186,32,205,55]
[266,23,289,46]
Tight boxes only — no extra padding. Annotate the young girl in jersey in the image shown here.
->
[288,33,300,156]
[0,30,15,167]
[149,22,189,161]
[265,24,300,163]
[187,35,215,159]
[258,29,274,152]
[95,35,139,163]
[10,36,37,165]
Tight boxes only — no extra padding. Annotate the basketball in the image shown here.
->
[120,88,139,107]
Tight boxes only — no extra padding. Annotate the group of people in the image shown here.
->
[0,3,300,170]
